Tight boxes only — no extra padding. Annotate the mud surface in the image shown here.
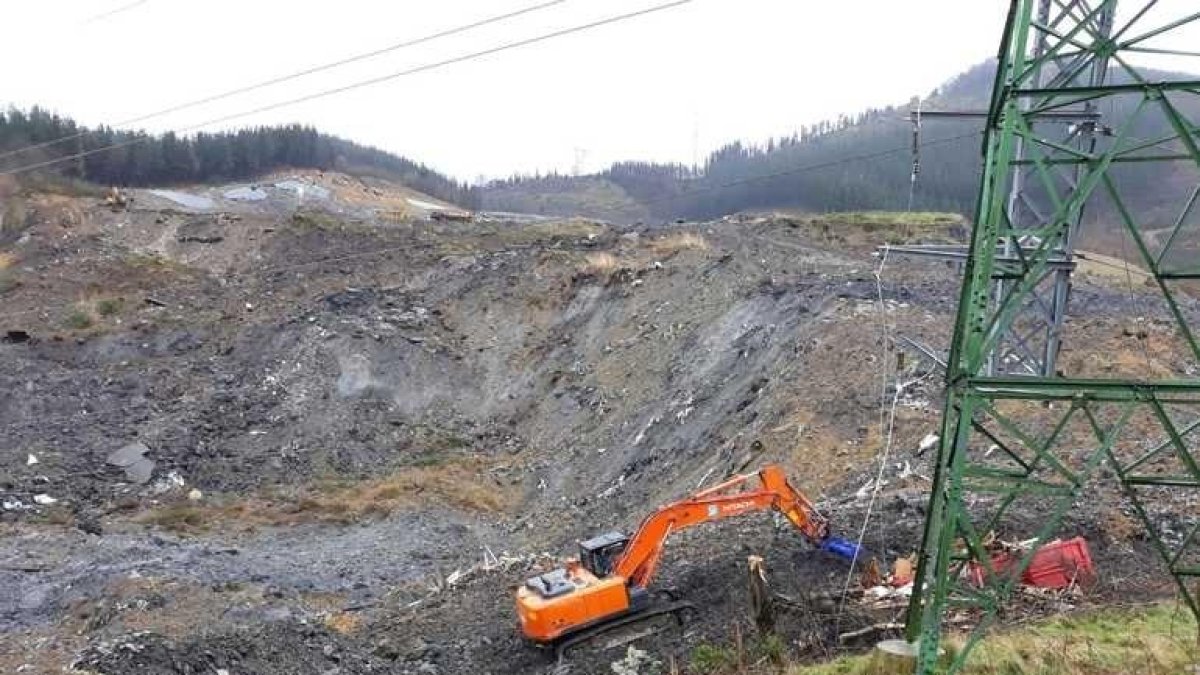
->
[1,181,1195,673]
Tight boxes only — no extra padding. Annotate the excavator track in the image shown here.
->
[552,600,695,663]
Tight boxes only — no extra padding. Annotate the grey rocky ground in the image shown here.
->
[1,179,1193,673]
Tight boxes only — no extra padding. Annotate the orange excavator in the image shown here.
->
[515,464,860,652]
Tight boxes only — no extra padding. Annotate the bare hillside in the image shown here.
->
[0,183,1191,673]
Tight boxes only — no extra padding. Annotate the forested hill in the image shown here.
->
[0,108,478,208]
[481,60,1200,225]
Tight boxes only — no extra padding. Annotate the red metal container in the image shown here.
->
[967,537,1094,589]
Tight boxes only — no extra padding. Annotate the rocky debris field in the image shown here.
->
[1,180,1196,673]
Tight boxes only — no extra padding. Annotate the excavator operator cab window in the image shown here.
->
[578,531,629,578]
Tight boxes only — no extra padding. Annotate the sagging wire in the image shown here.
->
[834,245,905,630]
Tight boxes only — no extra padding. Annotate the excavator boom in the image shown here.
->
[515,464,860,643]
[615,464,829,588]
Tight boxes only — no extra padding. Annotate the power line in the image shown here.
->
[82,0,152,24]
[0,0,694,178]
[2,0,571,163]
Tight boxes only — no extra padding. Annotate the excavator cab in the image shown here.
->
[579,532,629,578]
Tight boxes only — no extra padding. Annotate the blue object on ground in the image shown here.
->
[821,536,863,561]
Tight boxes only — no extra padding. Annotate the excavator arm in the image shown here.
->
[515,464,861,644]
[614,465,840,589]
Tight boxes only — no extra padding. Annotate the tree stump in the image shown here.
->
[746,555,775,633]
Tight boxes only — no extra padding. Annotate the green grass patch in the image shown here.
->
[691,642,737,673]
[688,634,788,673]
[813,211,961,229]
[96,298,123,316]
[65,308,94,329]
[19,173,104,199]
[121,252,189,274]
[1,197,28,235]
[791,604,1199,675]
[290,209,348,232]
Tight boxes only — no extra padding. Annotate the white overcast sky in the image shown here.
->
[3,1,1198,181]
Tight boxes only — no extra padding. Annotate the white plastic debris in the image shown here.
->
[3,499,26,510]
[856,479,886,501]
[151,470,186,495]
[918,433,940,454]
[33,494,57,505]
[187,488,203,502]
[26,454,38,466]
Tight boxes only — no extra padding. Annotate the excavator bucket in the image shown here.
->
[820,536,863,561]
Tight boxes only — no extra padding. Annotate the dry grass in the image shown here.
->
[493,219,606,246]
[63,294,124,330]
[648,231,710,256]
[138,460,513,532]
[324,611,364,635]
[1075,250,1153,282]
[142,504,207,532]
[580,252,621,278]
[763,210,964,247]
[0,252,16,294]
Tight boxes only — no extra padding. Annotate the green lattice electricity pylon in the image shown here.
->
[905,1,1200,672]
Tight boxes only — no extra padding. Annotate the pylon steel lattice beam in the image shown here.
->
[904,1,1200,672]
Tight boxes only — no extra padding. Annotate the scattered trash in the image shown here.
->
[968,536,1095,589]
[26,453,38,466]
[917,433,939,454]
[3,330,30,344]
[151,471,186,495]
[891,554,915,587]
[186,488,203,502]
[860,558,884,588]
[33,494,58,505]
[610,645,659,675]
[107,442,155,484]
[855,478,886,501]
[3,499,27,510]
